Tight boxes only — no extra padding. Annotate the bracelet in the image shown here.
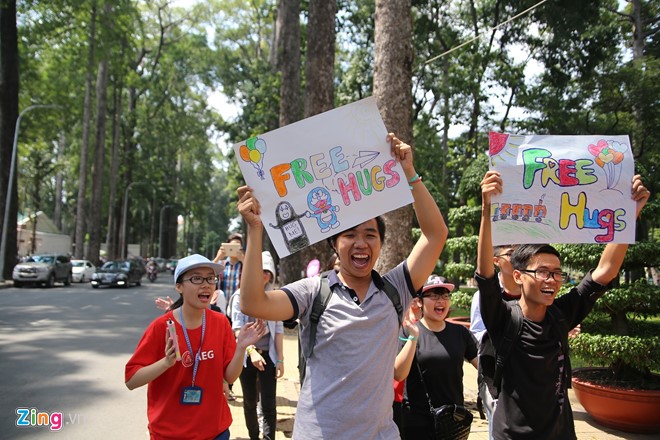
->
[408,175,422,190]
[246,345,256,355]
[276,359,284,364]
[398,335,417,342]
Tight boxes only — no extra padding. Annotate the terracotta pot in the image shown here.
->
[445,316,470,329]
[571,367,660,434]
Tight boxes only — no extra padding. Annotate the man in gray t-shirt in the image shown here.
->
[236,133,449,439]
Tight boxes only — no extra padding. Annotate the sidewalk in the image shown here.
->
[228,328,654,440]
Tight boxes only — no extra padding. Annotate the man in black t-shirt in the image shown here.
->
[475,170,650,440]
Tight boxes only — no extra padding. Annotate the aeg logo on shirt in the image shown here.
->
[181,350,215,368]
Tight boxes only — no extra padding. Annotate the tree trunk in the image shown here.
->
[74,0,97,259]
[0,0,19,279]
[373,0,414,272]
[105,75,123,261]
[53,132,65,231]
[278,0,301,127]
[88,56,108,265]
[277,0,337,286]
[631,0,644,60]
[303,0,336,118]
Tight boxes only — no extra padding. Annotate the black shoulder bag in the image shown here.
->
[415,354,473,440]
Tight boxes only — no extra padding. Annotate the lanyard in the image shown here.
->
[179,308,206,386]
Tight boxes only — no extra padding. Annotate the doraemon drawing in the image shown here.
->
[305,187,340,233]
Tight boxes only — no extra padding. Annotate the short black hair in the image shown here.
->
[510,244,561,270]
[227,232,243,245]
[326,216,386,251]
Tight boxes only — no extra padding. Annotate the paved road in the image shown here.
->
[0,276,172,439]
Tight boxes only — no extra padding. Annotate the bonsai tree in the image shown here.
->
[556,242,660,388]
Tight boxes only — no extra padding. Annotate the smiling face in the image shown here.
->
[334,219,382,279]
[175,266,217,310]
[513,252,563,308]
[420,288,451,323]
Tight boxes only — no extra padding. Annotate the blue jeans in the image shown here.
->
[214,429,229,440]
[239,352,277,440]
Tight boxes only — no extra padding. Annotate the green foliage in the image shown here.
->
[592,281,660,318]
[448,206,482,231]
[570,334,660,378]
[443,262,475,282]
[445,235,479,262]
[450,289,474,312]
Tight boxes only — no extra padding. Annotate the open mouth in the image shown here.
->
[541,288,555,296]
[351,253,370,270]
[433,305,447,315]
[198,293,211,302]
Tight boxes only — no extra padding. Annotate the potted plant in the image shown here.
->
[556,243,660,434]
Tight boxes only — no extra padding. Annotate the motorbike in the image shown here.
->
[147,264,158,282]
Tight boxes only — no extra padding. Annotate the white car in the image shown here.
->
[71,259,96,283]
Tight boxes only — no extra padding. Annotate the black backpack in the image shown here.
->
[477,301,571,416]
[292,270,403,385]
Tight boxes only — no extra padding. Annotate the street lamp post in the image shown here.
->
[158,204,175,259]
[0,104,61,282]
[120,181,144,259]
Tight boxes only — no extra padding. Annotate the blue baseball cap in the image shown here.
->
[174,254,224,284]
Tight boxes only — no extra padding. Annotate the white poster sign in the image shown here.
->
[233,97,413,257]
[488,132,636,245]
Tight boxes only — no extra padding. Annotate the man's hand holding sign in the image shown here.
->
[488,132,639,245]
[233,97,414,258]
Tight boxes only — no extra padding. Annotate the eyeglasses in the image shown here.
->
[519,269,568,283]
[422,291,451,301]
[495,252,513,258]
[181,275,219,285]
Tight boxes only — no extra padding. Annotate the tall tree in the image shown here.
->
[87,1,112,264]
[74,0,97,259]
[274,0,304,284]
[283,0,338,285]
[373,0,414,272]
[0,0,19,280]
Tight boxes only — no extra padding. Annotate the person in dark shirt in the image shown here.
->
[475,170,650,440]
[395,275,478,440]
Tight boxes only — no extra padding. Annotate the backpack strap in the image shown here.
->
[306,275,333,359]
[492,300,523,397]
[372,270,403,326]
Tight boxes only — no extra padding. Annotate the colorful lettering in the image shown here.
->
[338,173,362,205]
[330,146,349,172]
[290,158,314,189]
[310,153,332,179]
[271,163,292,197]
[523,148,597,189]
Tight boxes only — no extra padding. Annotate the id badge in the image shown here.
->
[181,386,203,405]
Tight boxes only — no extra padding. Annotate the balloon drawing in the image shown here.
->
[588,139,627,190]
[239,136,267,179]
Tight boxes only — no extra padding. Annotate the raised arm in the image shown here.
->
[394,304,421,381]
[389,133,448,291]
[592,175,650,285]
[476,171,502,279]
[237,186,297,321]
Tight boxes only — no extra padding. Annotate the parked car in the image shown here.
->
[71,259,96,283]
[12,254,73,288]
[91,259,145,288]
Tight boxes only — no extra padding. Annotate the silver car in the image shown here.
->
[12,254,73,288]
